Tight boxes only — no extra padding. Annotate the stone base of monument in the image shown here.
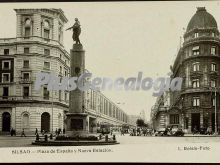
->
[32,133,119,146]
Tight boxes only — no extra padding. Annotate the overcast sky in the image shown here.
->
[0,1,220,120]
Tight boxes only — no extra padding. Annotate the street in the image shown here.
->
[0,134,220,147]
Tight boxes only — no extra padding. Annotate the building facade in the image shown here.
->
[150,92,170,130]
[0,9,70,134]
[84,88,129,133]
[151,7,220,133]
[0,8,130,134]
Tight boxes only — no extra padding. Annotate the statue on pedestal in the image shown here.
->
[66,18,81,44]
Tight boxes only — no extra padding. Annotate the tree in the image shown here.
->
[136,119,145,127]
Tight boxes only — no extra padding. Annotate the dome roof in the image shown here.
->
[186,7,217,32]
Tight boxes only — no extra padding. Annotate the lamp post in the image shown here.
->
[214,87,217,135]
[51,89,54,135]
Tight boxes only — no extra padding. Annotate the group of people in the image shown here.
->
[129,128,153,136]
[10,128,66,137]
[192,126,213,135]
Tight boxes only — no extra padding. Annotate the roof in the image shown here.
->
[186,7,217,32]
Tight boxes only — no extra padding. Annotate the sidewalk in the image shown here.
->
[184,134,220,137]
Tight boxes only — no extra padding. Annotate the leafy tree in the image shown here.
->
[136,119,145,127]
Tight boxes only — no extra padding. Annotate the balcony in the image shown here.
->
[181,86,211,94]
[0,36,64,48]
[19,78,32,84]
[190,70,203,78]
[209,71,218,78]
[0,96,69,106]
[183,36,220,47]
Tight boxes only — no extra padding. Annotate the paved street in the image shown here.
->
[0,134,220,147]
[116,134,220,145]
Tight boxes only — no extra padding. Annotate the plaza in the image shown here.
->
[1,134,220,147]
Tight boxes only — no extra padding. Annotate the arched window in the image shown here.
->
[44,20,50,28]
[44,20,50,39]
[22,113,29,129]
[25,18,31,26]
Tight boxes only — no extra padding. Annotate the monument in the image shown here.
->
[65,18,88,135]
[32,18,118,146]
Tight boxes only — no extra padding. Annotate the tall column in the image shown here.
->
[66,44,88,135]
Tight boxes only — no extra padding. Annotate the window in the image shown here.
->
[211,80,217,87]
[44,20,50,28]
[23,86,29,98]
[23,73,30,81]
[44,49,50,55]
[59,91,62,101]
[25,27,30,37]
[170,114,179,124]
[44,29,50,39]
[211,63,217,72]
[23,60,29,68]
[211,47,216,55]
[3,87,9,98]
[212,98,216,107]
[192,46,200,55]
[194,32,199,38]
[2,61,10,70]
[25,18,31,26]
[22,113,29,129]
[4,49,9,55]
[24,47,30,54]
[193,97,200,107]
[192,62,200,71]
[64,70,67,77]
[212,32,215,37]
[192,79,200,88]
[43,87,49,100]
[2,73,10,83]
[60,54,62,60]
[59,66,62,74]
[43,61,50,70]
[65,92,67,102]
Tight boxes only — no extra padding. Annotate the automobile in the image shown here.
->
[154,128,166,136]
[172,128,184,136]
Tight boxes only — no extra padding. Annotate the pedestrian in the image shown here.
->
[35,128,38,135]
[55,128,58,136]
[10,128,14,136]
[21,128,26,137]
[58,128,61,135]
[63,128,65,135]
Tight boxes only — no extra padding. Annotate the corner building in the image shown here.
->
[0,9,130,134]
[0,9,70,134]
[170,7,220,133]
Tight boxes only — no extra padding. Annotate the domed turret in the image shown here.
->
[186,7,217,32]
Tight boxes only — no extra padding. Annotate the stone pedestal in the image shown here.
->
[66,44,88,135]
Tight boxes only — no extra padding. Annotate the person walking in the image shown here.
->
[10,128,14,136]
[21,128,26,137]
[35,128,38,135]
[63,128,65,135]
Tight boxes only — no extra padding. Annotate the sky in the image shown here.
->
[0,1,220,121]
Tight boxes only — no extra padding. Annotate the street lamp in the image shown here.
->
[209,87,218,135]
[214,87,217,135]
[51,86,54,135]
